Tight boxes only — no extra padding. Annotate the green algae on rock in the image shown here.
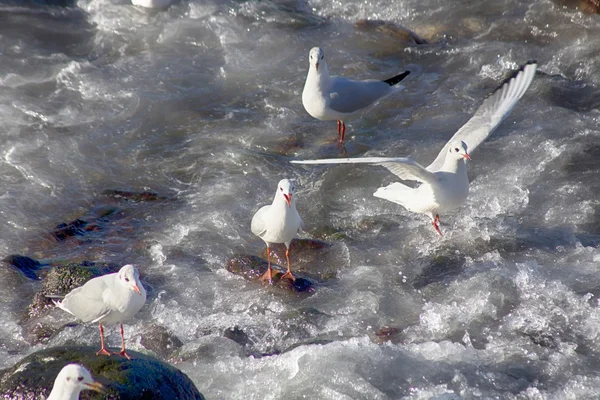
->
[0,346,205,400]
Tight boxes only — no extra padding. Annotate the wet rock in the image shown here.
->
[372,326,403,344]
[411,253,466,290]
[52,218,100,241]
[225,254,314,293]
[102,189,169,202]
[3,254,44,280]
[0,346,205,400]
[554,0,600,13]
[140,324,184,360]
[354,19,428,45]
[223,326,252,347]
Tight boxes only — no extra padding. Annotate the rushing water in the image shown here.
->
[1,0,600,398]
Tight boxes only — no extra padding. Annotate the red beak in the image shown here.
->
[463,153,471,161]
[315,62,319,72]
[133,285,141,295]
[283,194,292,207]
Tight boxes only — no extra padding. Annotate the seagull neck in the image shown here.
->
[440,156,467,174]
[47,385,79,400]
[309,63,330,88]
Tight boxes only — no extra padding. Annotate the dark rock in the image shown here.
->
[140,324,184,360]
[223,326,252,347]
[0,346,205,400]
[373,326,403,344]
[102,189,168,202]
[52,218,96,241]
[258,238,339,280]
[3,255,44,280]
[553,0,600,13]
[354,19,428,44]
[225,254,314,293]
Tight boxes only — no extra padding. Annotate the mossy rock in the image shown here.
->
[0,346,205,399]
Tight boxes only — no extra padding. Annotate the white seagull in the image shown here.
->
[302,47,410,143]
[48,364,105,400]
[293,61,537,235]
[251,179,304,283]
[54,264,147,360]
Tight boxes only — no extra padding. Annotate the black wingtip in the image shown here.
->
[494,60,537,92]
[383,70,410,86]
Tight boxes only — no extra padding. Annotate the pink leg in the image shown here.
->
[281,247,295,281]
[431,214,443,236]
[96,324,111,357]
[116,324,132,360]
[260,245,275,284]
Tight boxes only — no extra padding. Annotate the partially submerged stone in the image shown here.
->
[140,324,184,360]
[226,254,314,293]
[3,255,44,280]
[0,346,205,399]
[354,19,428,45]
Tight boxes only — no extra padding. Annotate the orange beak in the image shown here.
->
[283,193,292,207]
[132,285,141,295]
[463,153,471,161]
[85,381,106,393]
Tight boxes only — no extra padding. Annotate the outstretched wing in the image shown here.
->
[291,157,438,184]
[428,61,537,171]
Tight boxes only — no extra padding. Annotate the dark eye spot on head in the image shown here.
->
[125,277,130,282]
[280,187,283,191]
[454,148,459,152]
[320,55,324,60]
[77,376,84,382]
[66,377,71,381]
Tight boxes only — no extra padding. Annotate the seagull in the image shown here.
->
[48,364,105,400]
[293,61,537,235]
[54,264,147,360]
[251,179,304,283]
[302,47,410,143]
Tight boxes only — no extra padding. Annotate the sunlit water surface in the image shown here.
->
[1,0,600,398]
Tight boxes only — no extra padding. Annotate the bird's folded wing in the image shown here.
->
[427,61,537,171]
[291,157,437,184]
[328,77,392,114]
[251,205,269,237]
[61,281,112,323]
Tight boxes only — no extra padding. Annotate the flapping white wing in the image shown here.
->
[427,61,537,171]
[291,157,438,184]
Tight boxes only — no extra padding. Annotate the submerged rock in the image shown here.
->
[354,19,428,45]
[0,346,205,399]
[140,324,184,360]
[2,254,44,280]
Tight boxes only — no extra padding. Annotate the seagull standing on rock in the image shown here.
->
[47,364,105,400]
[54,264,147,360]
[302,47,410,144]
[293,61,537,235]
[251,179,304,283]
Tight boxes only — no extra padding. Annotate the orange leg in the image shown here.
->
[281,247,295,281]
[340,122,346,143]
[96,324,111,357]
[431,214,443,236]
[260,245,274,284]
[115,324,132,360]
[337,120,341,137]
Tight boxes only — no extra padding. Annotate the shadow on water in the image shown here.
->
[0,2,94,58]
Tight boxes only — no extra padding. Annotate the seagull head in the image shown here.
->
[448,140,471,161]
[118,264,144,295]
[276,179,295,208]
[309,47,325,73]
[51,364,105,397]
